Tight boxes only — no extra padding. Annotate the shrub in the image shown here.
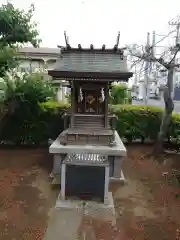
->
[0,72,58,145]
[110,83,132,105]
[1,100,180,145]
[0,78,6,102]
[0,101,68,145]
[110,105,163,142]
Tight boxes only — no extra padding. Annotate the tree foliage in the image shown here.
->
[0,78,6,103]
[4,71,55,105]
[0,45,17,77]
[0,72,57,144]
[0,3,41,77]
[0,70,55,133]
[0,3,40,47]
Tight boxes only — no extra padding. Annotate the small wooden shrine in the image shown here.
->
[49,44,132,147]
[48,40,133,203]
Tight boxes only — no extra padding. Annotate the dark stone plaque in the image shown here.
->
[65,165,105,202]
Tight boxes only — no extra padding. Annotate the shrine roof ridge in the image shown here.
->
[59,44,125,54]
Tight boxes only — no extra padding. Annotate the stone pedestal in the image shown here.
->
[61,162,110,204]
[49,131,126,183]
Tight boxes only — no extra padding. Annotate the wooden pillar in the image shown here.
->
[70,81,75,127]
[104,84,109,128]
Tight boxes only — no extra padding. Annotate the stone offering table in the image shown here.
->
[49,130,126,184]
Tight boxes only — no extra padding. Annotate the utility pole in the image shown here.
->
[134,65,138,85]
[152,31,156,59]
[144,32,150,105]
[169,18,180,98]
[151,31,159,93]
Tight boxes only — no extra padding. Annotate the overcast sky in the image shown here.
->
[1,0,180,49]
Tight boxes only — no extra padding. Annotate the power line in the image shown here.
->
[150,29,177,48]
[136,26,180,97]
[139,48,171,73]
[130,28,177,71]
[130,16,180,101]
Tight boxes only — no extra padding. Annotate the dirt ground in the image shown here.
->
[113,145,180,240]
[79,145,180,240]
[0,149,58,240]
[0,145,180,240]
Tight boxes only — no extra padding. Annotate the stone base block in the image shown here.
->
[55,191,116,225]
[110,170,127,184]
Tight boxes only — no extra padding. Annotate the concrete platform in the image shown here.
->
[43,192,116,240]
[49,131,126,156]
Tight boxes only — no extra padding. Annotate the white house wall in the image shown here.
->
[16,47,67,101]
[17,59,57,73]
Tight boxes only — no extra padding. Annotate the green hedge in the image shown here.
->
[111,105,163,142]
[112,105,180,142]
[0,101,180,145]
[0,101,69,145]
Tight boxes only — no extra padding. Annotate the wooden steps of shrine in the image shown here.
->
[72,114,113,129]
[74,118,104,129]
[59,128,114,146]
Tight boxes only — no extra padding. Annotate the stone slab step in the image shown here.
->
[43,208,83,240]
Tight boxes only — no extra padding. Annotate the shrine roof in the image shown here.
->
[48,46,133,81]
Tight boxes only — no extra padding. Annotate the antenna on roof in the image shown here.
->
[90,44,94,50]
[102,44,106,50]
[78,44,82,49]
[64,31,69,47]
[116,31,120,48]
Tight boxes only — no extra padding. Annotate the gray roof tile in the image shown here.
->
[53,51,128,73]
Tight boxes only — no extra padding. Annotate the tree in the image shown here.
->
[128,38,180,153]
[0,45,17,78]
[0,3,41,129]
[0,3,40,47]
[0,3,41,77]
[4,71,55,106]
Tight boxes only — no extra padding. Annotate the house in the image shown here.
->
[16,47,68,101]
